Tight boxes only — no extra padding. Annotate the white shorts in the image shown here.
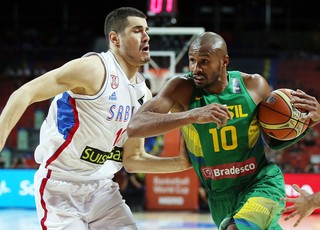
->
[34,168,137,230]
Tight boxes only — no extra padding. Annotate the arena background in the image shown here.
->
[1,1,320,229]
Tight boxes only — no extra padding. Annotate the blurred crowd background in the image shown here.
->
[1,0,320,212]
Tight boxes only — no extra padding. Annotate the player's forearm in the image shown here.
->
[0,90,32,150]
[264,129,310,151]
[127,111,193,138]
[123,154,192,173]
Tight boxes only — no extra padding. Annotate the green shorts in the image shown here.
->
[208,163,285,230]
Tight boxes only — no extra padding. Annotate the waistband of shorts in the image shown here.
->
[37,164,113,182]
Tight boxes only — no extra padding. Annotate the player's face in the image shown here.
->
[188,43,228,91]
[119,16,150,66]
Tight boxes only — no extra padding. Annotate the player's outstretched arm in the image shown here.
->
[281,184,320,227]
[127,77,231,138]
[0,55,105,152]
[0,69,70,152]
[122,136,192,173]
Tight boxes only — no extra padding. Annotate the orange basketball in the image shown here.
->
[258,88,310,140]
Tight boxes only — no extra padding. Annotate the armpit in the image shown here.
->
[170,103,185,112]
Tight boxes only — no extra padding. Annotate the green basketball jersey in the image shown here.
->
[181,71,269,192]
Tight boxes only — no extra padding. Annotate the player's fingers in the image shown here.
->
[220,104,233,119]
[296,89,306,94]
[292,89,317,103]
[293,217,303,227]
[282,205,296,213]
[281,196,298,203]
[211,105,231,127]
[292,184,310,196]
[282,198,296,203]
[284,211,298,221]
[291,99,317,116]
[292,90,318,114]
[217,111,230,126]
[218,117,228,127]
[292,89,306,97]
[208,115,224,129]
[296,89,314,101]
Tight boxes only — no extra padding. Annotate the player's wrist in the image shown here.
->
[308,119,320,128]
[176,157,191,171]
[312,192,320,208]
[184,110,197,124]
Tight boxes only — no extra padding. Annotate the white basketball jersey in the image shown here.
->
[34,51,148,181]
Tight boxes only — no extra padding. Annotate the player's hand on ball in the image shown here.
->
[291,89,320,127]
[259,88,309,140]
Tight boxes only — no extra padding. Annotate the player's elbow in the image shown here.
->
[123,164,135,173]
[127,122,140,138]
[122,158,138,173]
[126,124,135,138]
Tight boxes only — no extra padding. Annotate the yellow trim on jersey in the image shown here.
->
[181,124,204,157]
[248,116,260,148]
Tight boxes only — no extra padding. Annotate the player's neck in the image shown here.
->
[205,74,228,94]
[110,49,139,82]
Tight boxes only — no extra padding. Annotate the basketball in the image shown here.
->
[258,88,310,140]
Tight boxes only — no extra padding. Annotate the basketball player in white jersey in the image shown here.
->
[0,7,191,229]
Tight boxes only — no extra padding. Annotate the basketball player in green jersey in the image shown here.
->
[127,32,320,229]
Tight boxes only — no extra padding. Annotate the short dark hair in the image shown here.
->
[104,7,147,39]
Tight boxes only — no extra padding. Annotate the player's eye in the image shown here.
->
[201,59,209,64]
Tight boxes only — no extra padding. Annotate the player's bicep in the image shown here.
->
[141,77,190,114]
[19,67,75,104]
[56,56,105,94]
[25,57,102,103]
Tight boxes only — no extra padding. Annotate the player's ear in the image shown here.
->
[109,31,120,47]
[223,55,229,67]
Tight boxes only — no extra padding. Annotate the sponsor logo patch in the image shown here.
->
[109,92,117,101]
[232,78,242,93]
[80,146,123,164]
[201,157,257,180]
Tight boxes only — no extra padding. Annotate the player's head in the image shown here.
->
[188,32,229,91]
[104,7,147,40]
[105,7,150,66]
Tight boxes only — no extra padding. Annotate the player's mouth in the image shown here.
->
[193,75,205,82]
[141,45,150,54]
